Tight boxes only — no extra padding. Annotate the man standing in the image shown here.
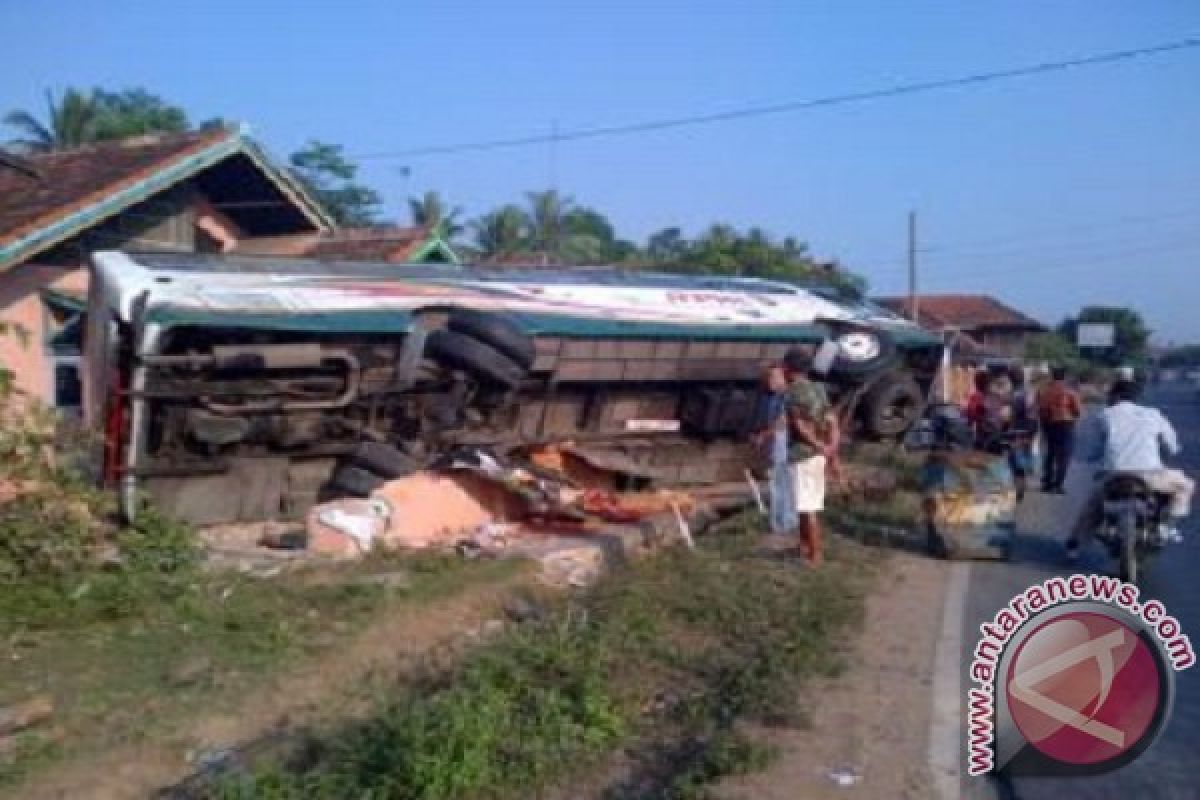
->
[781,345,839,566]
[1007,366,1038,503]
[1037,366,1082,494]
[1066,380,1194,559]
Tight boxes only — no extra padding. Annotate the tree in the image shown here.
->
[288,141,382,226]
[90,89,189,140]
[636,222,865,292]
[561,207,635,263]
[4,87,193,153]
[472,204,528,259]
[645,227,687,263]
[562,208,615,243]
[4,89,101,152]
[407,190,464,241]
[1024,332,1085,370]
[525,189,573,262]
[1058,306,1151,368]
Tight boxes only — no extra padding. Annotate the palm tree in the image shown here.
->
[407,191,464,241]
[525,189,574,263]
[472,205,528,259]
[4,87,193,153]
[3,89,101,152]
[645,227,687,264]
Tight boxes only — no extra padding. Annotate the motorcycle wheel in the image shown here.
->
[1118,511,1139,585]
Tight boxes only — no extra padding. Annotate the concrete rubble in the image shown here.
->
[195,444,756,587]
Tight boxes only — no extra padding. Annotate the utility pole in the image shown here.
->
[907,210,918,323]
[548,119,559,193]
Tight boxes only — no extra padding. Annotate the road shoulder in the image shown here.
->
[714,550,950,800]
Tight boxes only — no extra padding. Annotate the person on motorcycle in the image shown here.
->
[1065,379,1194,560]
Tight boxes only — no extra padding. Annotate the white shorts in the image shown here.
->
[792,455,827,513]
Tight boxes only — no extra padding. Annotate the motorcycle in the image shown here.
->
[1094,474,1170,584]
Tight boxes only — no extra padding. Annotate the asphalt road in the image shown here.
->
[962,383,1200,800]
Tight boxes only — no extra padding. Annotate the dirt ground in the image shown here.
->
[16,571,528,800]
[714,550,949,800]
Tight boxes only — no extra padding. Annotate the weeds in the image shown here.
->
[661,731,776,800]
[209,515,874,800]
[0,493,200,631]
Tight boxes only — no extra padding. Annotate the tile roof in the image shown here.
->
[0,131,231,249]
[307,227,432,261]
[874,294,1045,332]
[235,227,454,263]
[0,130,333,270]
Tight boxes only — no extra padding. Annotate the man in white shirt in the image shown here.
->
[1066,380,1193,560]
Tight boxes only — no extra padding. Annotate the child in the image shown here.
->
[750,364,796,538]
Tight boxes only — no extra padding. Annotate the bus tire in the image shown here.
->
[425,329,526,389]
[825,321,898,382]
[861,372,925,438]
[330,464,385,498]
[447,310,536,369]
[351,441,420,480]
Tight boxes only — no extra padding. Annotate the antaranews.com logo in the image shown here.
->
[967,574,1194,777]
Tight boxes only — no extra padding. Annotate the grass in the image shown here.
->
[205,514,878,800]
[0,523,523,791]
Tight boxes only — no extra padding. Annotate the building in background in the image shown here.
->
[875,293,1046,361]
[235,225,457,263]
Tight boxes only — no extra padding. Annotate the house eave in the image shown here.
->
[408,236,460,264]
[0,133,334,272]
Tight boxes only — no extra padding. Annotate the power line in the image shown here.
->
[923,236,1200,279]
[836,206,1200,267]
[355,37,1200,160]
[920,227,1200,264]
[922,208,1200,255]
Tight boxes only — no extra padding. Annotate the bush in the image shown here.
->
[0,379,200,628]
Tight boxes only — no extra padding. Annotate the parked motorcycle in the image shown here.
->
[1094,474,1170,584]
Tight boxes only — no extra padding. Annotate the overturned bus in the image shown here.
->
[83,251,944,525]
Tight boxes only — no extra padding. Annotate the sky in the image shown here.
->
[2,1,1199,341]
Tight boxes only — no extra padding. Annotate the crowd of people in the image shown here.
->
[751,348,1193,565]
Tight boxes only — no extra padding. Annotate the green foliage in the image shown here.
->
[3,87,193,152]
[663,732,776,800]
[639,222,866,295]
[1024,332,1085,370]
[288,140,382,226]
[4,89,102,152]
[464,192,867,291]
[471,204,528,259]
[89,88,190,140]
[468,191,637,266]
[407,190,464,242]
[1058,306,1151,368]
[0,369,199,629]
[0,489,201,630]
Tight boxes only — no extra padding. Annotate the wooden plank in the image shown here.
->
[562,339,597,359]
[619,340,656,359]
[654,340,685,360]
